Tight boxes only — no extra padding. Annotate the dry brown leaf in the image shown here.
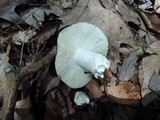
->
[0,0,27,23]
[15,5,46,28]
[115,0,153,44]
[104,81,141,104]
[0,44,21,118]
[33,19,61,44]
[116,0,143,27]
[140,12,160,34]
[119,43,134,55]
[117,50,138,81]
[0,44,10,83]
[61,0,134,40]
[116,0,158,46]
[139,59,158,105]
[149,73,160,94]
[119,47,131,56]
[146,40,160,55]
[108,44,121,74]
[0,18,14,33]
[48,0,77,9]
[0,53,8,81]
[102,69,140,104]
[100,0,116,9]
[15,96,34,120]
[154,0,160,13]
[12,30,36,45]
[86,80,105,99]
[138,40,160,105]
[39,75,61,98]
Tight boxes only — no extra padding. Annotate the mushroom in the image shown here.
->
[74,91,90,105]
[55,22,110,88]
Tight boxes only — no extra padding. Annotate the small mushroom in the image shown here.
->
[74,91,90,106]
[55,22,110,88]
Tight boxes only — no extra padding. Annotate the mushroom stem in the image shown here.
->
[73,48,110,78]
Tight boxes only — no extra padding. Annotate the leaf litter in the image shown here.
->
[117,50,138,81]
[0,0,160,120]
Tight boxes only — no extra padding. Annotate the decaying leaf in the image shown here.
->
[0,53,8,80]
[149,73,160,94]
[137,0,153,12]
[15,5,48,28]
[33,16,61,44]
[40,74,61,97]
[116,0,158,46]
[109,44,121,74]
[103,70,140,105]
[104,80,141,104]
[58,83,71,97]
[0,0,28,23]
[139,40,160,104]
[139,12,160,34]
[12,30,36,45]
[113,0,153,43]
[116,0,143,28]
[15,5,62,28]
[48,0,77,9]
[119,47,131,56]
[0,0,65,26]
[123,0,154,13]
[154,0,160,13]
[86,80,105,99]
[0,18,14,34]
[117,50,138,81]
[0,44,10,82]
[15,96,34,120]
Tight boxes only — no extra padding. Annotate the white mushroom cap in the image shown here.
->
[55,22,109,88]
